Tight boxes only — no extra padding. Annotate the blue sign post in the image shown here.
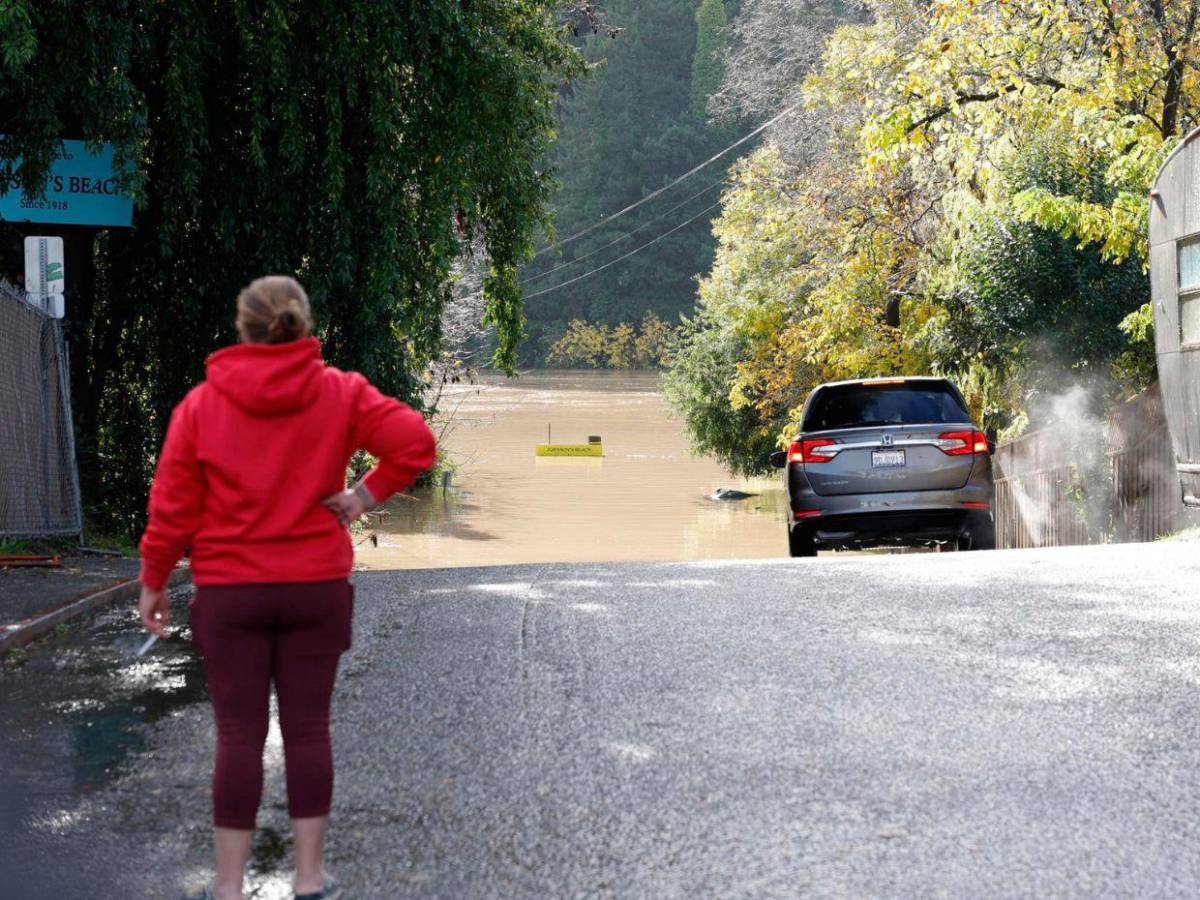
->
[0,139,133,227]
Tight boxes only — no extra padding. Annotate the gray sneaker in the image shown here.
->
[295,875,342,900]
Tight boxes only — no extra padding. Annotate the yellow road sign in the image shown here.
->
[535,443,604,458]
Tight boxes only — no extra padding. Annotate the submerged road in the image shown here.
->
[5,543,1200,898]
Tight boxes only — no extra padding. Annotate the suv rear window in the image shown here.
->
[803,381,970,432]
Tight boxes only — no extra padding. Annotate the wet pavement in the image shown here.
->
[6,543,1200,897]
[0,585,202,896]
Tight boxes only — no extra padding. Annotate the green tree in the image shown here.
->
[689,0,728,120]
[926,141,1150,414]
[0,0,582,535]
[663,315,779,477]
[666,0,1200,474]
[545,313,677,369]
[521,0,731,361]
[1112,304,1157,398]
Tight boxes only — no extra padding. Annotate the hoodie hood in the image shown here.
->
[206,337,324,417]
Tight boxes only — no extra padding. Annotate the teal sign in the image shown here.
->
[0,139,133,227]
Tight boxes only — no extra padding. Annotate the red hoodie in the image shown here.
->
[138,337,436,591]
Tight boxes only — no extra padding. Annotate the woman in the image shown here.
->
[138,276,436,900]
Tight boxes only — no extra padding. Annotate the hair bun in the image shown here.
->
[236,276,313,344]
[268,302,304,343]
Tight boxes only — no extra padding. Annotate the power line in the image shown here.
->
[521,178,725,285]
[531,103,798,259]
[523,200,723,300]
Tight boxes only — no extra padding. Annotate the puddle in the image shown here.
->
[0,588,207,794]
[247,827,295,899]
[0,586,213,895]
[0,587,332,897]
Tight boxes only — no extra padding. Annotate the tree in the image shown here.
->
[710,0,861,160]
[690,0,729,120]
[808,0,1200,263]
[545,313,677,368]
[663,314,780,477]
[520,0,732,361]
[547,320,612,367]
[911,139,1150,425]
[0,1,582,535]
[668,0,1198,472]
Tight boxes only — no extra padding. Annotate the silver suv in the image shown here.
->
[769,377,995,556]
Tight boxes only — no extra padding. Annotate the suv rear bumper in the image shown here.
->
[800,508,991,548]
[787,484,993,548]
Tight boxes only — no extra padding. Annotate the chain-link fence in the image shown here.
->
[0,280,82,538]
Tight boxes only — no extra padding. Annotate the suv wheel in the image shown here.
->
[959,522,996,551]
[788,525,817,558]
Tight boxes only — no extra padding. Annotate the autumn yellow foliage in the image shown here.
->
[668,0,1199,473]
[547,313,678,369]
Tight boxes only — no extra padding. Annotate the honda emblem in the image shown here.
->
[881,434,894,446]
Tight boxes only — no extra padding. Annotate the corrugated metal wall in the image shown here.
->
[994,468,1091,549]
[1149,129,1200,505]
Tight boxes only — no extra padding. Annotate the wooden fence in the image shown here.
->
[993,384,1195,549]
[993,467,1090,549]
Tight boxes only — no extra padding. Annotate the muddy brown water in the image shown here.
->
[354,370,789,570]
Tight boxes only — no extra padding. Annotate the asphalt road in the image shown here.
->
[6,543,1200,898]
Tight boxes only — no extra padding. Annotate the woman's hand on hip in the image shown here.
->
[139,585,169,636]
[322,487,370,526]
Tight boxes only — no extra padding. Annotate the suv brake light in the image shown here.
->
[788,438,839,464]
[938,430,989,456]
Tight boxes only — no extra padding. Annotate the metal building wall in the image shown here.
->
[1150,130,1200,505]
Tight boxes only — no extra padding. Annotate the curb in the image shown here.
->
[0,566,192,655]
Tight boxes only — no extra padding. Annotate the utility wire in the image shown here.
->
[521,178,725,285]
[531,103,798,259]
[523,200,722,300]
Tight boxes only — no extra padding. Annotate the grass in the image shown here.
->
[415,447,457,489]
[79,529,139,556]
[2,647,28,666]
[1,531,137,558]
[0,538,37,554]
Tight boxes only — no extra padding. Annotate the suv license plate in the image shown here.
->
[872,449,906,468]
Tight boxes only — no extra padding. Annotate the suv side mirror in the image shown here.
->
[769,450,788,469]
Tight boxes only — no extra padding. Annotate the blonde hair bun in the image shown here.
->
[237,276,313,344]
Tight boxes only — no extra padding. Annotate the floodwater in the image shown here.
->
[354,370,789,570]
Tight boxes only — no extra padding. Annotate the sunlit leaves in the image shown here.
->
[667,0,1195,473]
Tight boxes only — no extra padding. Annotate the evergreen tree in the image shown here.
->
[690,0,729,120]
[520,0,732,363]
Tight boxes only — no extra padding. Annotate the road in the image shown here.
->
[4,542,1200,898]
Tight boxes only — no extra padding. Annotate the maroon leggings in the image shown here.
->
[189,580,353,829]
